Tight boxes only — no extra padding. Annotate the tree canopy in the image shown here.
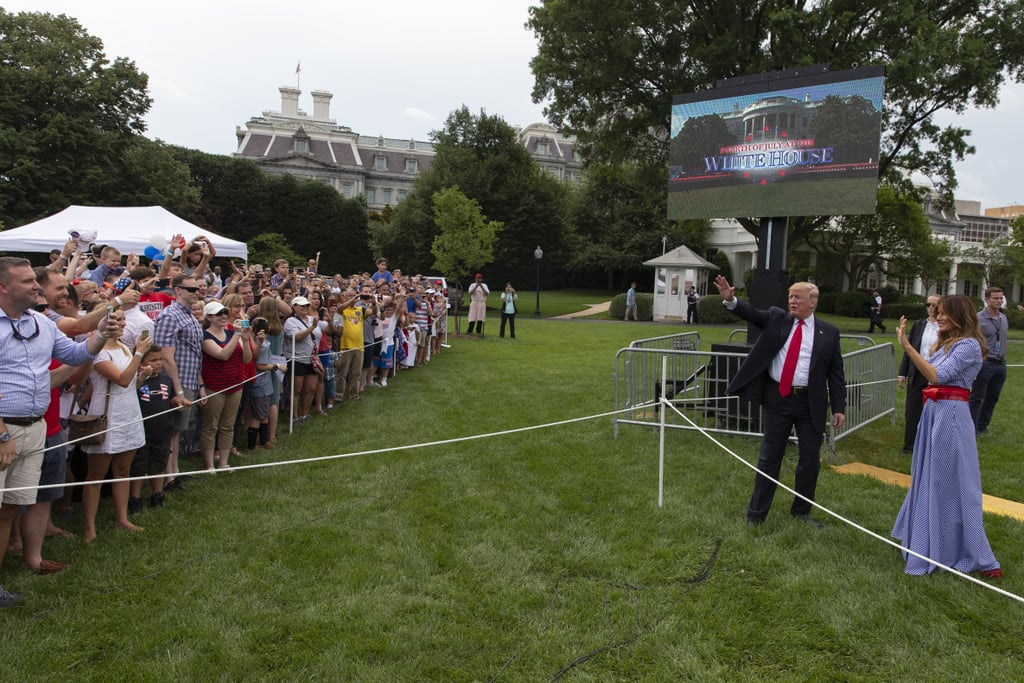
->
[528,0,1023,205]
[385,107,568,286]
[804,184,931,288]
[0,9,155,226]
[430,186,502,284]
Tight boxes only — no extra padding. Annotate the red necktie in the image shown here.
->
[779,319,803,397]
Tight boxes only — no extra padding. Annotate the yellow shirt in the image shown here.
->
[339,306,364,350]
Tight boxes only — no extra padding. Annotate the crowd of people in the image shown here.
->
[0,237,454,607]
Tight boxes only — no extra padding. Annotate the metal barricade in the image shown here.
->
[629,331,701,351]
[613,342,897,462]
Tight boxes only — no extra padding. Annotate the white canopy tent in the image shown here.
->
[0,205,248,260]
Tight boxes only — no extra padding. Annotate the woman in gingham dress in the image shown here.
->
[892,295,1001,578]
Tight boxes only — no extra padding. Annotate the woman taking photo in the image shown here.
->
[200,299,253,470]
[283,296,320,424]
[893,294,1002,578]
[81,309,150,543]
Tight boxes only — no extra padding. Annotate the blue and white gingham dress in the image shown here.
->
[891,338,1001,575]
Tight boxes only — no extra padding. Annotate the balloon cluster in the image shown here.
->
[142,234,184,264]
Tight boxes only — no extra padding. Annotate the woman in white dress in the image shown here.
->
[81,309,150,543]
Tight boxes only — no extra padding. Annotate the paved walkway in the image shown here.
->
[554,300,611,319]
[833,462,1024,521]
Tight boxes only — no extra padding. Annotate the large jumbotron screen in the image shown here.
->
[667,66,885,220]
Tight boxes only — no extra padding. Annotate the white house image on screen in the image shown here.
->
[722,94,818,144]
[643,246,718,322]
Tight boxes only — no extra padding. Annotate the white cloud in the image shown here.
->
[404,107,436,123]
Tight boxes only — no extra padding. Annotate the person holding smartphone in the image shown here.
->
[500,283,518,339]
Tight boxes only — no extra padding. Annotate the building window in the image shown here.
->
[295,138,308,154]
[405,159,417,173]
[366,188,376,204]
[383,189,392,205]
[376,135,385,147]
[537,140,549,155]
[375,156,386,171]
[398,190,407,202]
[342,183,353,198]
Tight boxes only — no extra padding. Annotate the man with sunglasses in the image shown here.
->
[0,257,120,607]
[897,295,941,454]
[153,275,205,488]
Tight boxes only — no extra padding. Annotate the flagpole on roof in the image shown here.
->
[296,60,301,89]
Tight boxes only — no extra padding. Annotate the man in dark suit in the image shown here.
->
[713,275,846,527]
[897,295,940,454]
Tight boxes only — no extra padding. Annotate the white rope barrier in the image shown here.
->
[657,391,1024,605]
[0,405,645,495]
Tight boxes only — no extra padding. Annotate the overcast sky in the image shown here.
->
[9,0,1024,213]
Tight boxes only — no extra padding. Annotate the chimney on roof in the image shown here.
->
[311,90,332,120]
[280,86,301,117]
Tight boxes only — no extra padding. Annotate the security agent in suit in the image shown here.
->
[896,295,941,454]
[713,275,846,526]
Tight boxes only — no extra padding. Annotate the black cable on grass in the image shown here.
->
[488,538,722,682]
[550,538,722,681]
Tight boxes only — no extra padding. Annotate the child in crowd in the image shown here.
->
[248,318,277,449]
[130,344,175,511]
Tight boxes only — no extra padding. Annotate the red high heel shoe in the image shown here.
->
[979,568,1003,579]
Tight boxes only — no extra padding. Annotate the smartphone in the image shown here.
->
[141,329,150,341]
[236,319,250,329]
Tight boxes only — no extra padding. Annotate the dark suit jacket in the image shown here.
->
[897,318,929,391]
[725,299,846,432]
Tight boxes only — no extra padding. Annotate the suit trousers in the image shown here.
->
[748,391,824,522]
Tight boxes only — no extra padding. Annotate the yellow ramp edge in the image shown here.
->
[833,462,1024,522]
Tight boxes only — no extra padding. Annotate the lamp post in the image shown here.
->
[533,245,543,316]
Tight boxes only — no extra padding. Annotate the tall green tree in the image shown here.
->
[431,187,502,284]
[528,0,1023,223]
[564,162,709,288]
[804,185,930,288]
[0,9,152,225]
[887,235,956,295]
[432,107,568,283]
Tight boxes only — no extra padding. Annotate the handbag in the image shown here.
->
[68,383,111,446]
[310,353,325,375]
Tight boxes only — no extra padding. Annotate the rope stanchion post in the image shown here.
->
[658,355,668,509]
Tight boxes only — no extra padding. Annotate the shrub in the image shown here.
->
[836,290,873,318]
[879,284,900,305]
[1005,307,1024,330]
[609,292,653,320]
[697,294,737,324]
[817,291,839,314]
[900,293,926,306]
[885,303,927,321]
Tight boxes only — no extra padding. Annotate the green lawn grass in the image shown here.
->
[2,312,1022,679]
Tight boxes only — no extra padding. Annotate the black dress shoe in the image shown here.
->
[793,513,824,529]
[901,447,912,455]
[747,517,764,527]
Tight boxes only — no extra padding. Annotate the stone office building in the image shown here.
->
[234,86,580,212]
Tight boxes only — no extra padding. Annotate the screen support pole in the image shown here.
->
[747,216,789,343]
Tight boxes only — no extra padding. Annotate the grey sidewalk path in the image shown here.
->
[553,301,612,319]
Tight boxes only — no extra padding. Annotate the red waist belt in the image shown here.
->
[922,385,971,404]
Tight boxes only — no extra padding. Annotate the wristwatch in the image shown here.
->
[0,431,10,443]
